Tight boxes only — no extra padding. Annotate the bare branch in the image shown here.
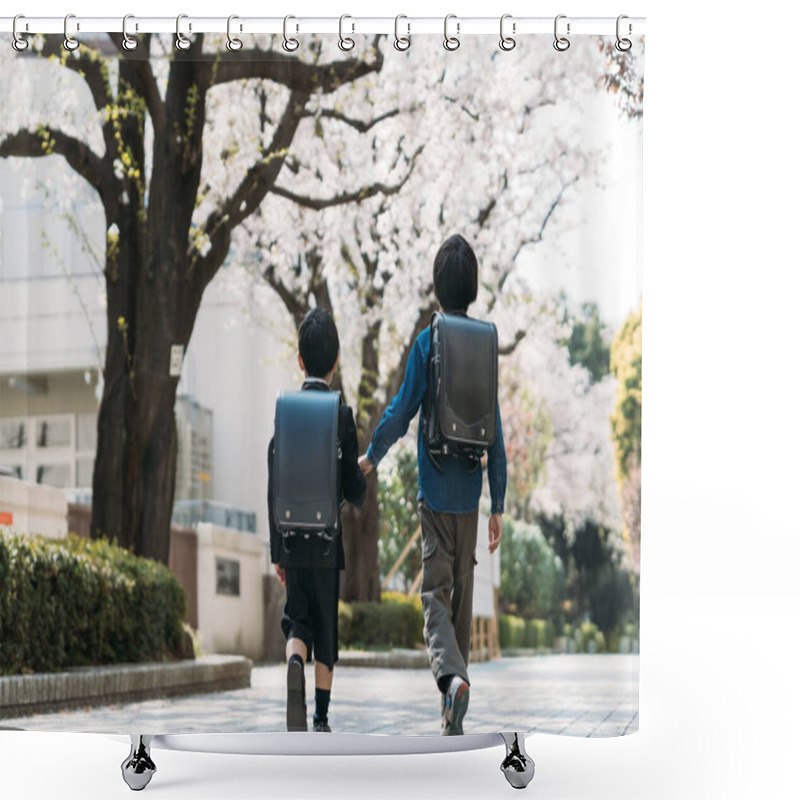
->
[192,89,311,288]
[301,107,400,133]
[534,175,580,245]
[271,178,401,211]
[0,128,105,197]
[271,144,423,211]
[498,328,528,356]
[199,41,384,95]
[261,263,309,330]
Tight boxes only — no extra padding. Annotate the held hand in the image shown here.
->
[274,565,286,588]
[488,513,503,554]
[358,454,373,475]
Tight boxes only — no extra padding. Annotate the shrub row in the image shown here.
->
[338,592,424,650]
[500,615,639,654]
[498,615,556,650]
[0,531,186,675]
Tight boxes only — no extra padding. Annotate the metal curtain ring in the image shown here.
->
[616,14,632,52]
[63,13,79,51]
[443,14,460,51]
[338,14,355,51]
[394,14,410,51]
[122,14,138,50]
[553,14,570,51]
[226,15,242,51]
[175,13,191,50]
[12,14,29,51]
[499,13,516,51]
[282,15,299,52]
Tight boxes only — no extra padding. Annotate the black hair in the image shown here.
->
[432,234,479,313]
[298,307,340,378]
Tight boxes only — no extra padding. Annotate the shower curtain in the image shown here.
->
[0,25,644,739]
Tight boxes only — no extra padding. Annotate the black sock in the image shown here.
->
[288,653,304,669]
[315,688,331,723]
[438,675,454,694]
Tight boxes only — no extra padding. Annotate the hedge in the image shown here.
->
[498,615,555,650]
[338,592,424,650]
[500,614,634,653]
[0,531,186,675]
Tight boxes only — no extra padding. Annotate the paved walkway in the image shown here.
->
[7,654,638,738]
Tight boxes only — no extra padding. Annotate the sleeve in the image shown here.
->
[341,406,367,508]
[366,334,427,467]
[487,403,507,515]
[267,437,280,564]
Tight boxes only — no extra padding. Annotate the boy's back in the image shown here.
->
[268,306,365,733]
[268,377,365,570]
[366,325,506,516]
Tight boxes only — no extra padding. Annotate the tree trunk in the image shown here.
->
[90,201,141,547]
[341,476,380,602]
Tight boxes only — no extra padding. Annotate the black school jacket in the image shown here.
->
[268,378,366,570]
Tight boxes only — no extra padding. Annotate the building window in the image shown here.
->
[1,413,92,489]
[1,419,26,450]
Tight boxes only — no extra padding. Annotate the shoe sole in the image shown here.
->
[445,680,470,736]
[287,661,307,732]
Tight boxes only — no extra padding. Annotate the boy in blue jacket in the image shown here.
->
[359,234,506,735]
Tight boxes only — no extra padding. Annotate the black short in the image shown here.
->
[281,567,339,670]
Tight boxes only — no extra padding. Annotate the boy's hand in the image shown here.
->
[488,513,503,554]
[358,454,373,475]
[274,565,286,587]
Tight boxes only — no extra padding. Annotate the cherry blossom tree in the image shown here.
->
[220,37,604,599]
[0,33,393,563]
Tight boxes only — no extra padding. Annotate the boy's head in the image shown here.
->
[433,234,478,313]
[298,307,340,380]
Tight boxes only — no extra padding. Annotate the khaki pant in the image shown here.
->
[419,499,479,690]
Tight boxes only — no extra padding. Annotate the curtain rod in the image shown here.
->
[1,16,646,37]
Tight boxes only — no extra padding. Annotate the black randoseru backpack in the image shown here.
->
[422,311,498,471]
[273,390,342,542]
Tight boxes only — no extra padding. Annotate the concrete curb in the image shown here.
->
[337,649,429,669]
[0,655,251,720]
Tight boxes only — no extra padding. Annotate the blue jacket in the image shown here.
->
[366,327,506,515]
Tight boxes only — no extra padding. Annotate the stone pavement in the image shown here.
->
[6,654,638,738]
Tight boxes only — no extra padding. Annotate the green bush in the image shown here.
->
[499,519,565,618]
[523,619,538,649]
[0,531,186,675]
[498,614,526,649]
[499,616,556,650]
[338,593,424,650]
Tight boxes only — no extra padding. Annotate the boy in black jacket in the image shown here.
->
[268,307,366,732]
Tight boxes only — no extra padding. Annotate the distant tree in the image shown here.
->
[563,302,611,384]
[610,304,642,573]
[536,515,633,634]
[499,517,565,619]
[598,36,645,119]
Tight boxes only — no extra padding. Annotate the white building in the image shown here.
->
[0,154,295,540]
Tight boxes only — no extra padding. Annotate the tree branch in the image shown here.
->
[199,41,384,95]
[261,263,309,330]
[192,89,311,288]
[498,328,528,356]
[271,144,423,211]
[301,107,400,133]
[37,38,113,112]
[107,33,166,136]
[0,127,105,197]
